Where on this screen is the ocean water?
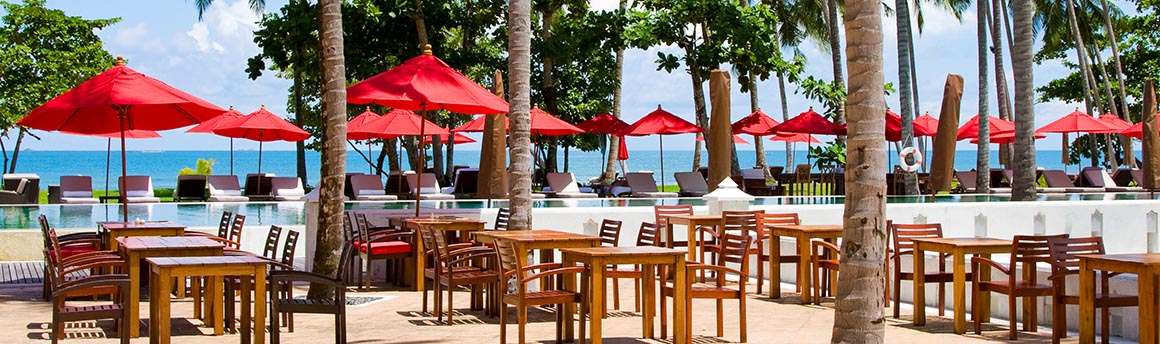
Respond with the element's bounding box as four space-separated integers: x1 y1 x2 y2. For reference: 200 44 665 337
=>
9 148 1078 189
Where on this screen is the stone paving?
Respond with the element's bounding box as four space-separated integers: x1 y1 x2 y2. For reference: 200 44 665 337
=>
1 280 1079 344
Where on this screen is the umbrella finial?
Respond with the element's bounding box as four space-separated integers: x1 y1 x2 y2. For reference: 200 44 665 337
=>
423 44 433 55
115 56 125 66
656 104 662 110
228 105 234 110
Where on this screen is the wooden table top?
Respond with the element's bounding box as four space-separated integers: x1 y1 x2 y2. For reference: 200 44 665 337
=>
767 224 843 233
911 237 1011 248
473 229 601 243
99 221 183 230
403 218 485 225
147 255 270 268
1077 253 1160 265
117 236 223 251
560 246 686 258
662 215 721 221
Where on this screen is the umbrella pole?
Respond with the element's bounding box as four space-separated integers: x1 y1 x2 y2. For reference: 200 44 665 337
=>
369 140 373 174
416 105 427 217
230 138 234 176
257 131 264 176
118 109 129 222
105 138 111 198
659 136 665 191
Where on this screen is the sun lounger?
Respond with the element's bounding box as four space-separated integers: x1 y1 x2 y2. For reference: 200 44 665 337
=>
740 168 774 196
270 177 306 201
2 174 39 204
349 174 399 201
1081 167 1142 192
0 178 32 204
118 176 161 203
1111 168 1137 187
451 168 480 195
58 176 98 204
405 172 455 200
953 171 978 193
244 173 275 199
1040 170 1097 193
174 175 208 201
674 171 709 197
625 171 678 198
542 172 598 198
206 175 249 202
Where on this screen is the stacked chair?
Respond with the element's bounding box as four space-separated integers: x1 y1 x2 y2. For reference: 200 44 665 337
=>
39 215 130 343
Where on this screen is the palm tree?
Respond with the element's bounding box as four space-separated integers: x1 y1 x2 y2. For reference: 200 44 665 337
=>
976 0 992 193
507 0 534 230
1100 0 1134 167
602 0 627 182
831 0 887 341
826 0 846 130
765 0 827 169
988 0 1014 166
894 0 919 194
1011 0 1037 201
195 0 346 297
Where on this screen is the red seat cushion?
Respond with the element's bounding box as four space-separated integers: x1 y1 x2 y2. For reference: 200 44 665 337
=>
53 245 98 260
360 241 411 255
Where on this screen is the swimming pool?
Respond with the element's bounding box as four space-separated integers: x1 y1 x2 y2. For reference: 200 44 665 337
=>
5 192 1159 230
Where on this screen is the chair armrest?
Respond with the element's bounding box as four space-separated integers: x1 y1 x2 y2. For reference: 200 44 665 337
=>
970 256 1010 276
205 236 242 248
811 240 841 259
268 270 343 287
60 259 126 277
58 250 119 265
520 262 563 273
53 274 130 298
522 266 585 283
368 231 414 243
685 263 747 279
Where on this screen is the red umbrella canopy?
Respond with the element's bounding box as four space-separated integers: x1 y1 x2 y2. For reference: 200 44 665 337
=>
971 131 1046 144
913 112 940 137
698 134 749 144
353 108 450 137
956 114 1015 141
575 113 629 135
834 109 937 140
424 132 476 144
617 136 629 160
731 109 780 136
17 57 225 133
529 106 584 136
769 108 841 135
65 129 161 139
187 106 244 133
452 115 492 133
769 133 822 143
346 108 384 140
1037 108 1118 134
1098 113 1132 130
213 106 311 142
346 46 508 115
620 105 703 136
1119 116 1160 138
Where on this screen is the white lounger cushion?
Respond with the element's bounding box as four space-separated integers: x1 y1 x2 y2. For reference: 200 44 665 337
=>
62 191 92 198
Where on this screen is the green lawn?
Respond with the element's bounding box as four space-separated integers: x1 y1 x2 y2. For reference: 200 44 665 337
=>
38 188 175 204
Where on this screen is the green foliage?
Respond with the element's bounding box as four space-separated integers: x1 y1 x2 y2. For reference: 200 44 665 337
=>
178 158 215 176
0 0 119 130
808 143 846 169
797 76 846 119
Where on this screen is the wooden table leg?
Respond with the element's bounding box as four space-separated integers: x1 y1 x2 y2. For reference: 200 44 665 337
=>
559 249 574 342
797 236 811 304
127 251 141 338
1139 267 1157 344
673 259 688 344
210 276 224 335
153 268 173 344
240 276 252 343
589 258 605 344
913 246 926 326
1079 259 1096 344
643 264 656 338
414 238 426 292
979 254 992 322
254 268 267 344
769 234 782 299
952 251 967 334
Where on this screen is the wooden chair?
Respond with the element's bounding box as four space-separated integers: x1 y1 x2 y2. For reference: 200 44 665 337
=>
418 226 499 324
596 219 642 315
269 246 352 344
654 205 693 248
493 238 586 344
972 234 1066 340
661 232 752 342
274 230 300 332
810 239 841 305
699 210 763 283
39 215 105 300
1046 236 1137 344
756 212 800 295
354 213 413 290
636 222 662 247
48 273 131 344
493 208 511 231
889 222 961 318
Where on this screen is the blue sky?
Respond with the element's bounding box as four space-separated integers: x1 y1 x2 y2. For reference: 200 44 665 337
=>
15 0 1101 151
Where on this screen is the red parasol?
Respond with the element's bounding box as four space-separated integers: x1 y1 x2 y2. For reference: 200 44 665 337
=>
617 136 629 160
424 132 476 144
619 105 703 189
1037 108 1118 134
769 133 821 143
956 114 1015 141
698 134 749 144
913 112 940 137
212 106 310 175
188 106 246 175
347 48 508 115
353 108 449 137
1120 116 1160 138
1098 113 1133 131
576 113 629 134
346 108 385 140
833 109 937 141
451 106 583 136
731 109 780 136
970 131 1046 144
16 56 224 221
769 108 841 135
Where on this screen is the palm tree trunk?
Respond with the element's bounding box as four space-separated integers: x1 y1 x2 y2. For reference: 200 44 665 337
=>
1064 0 1099 167
751 82 770 181
309 0 347 298
831 0 887 340
1100 0 1134 167
1091 47 1120 167
986 0 1014 167
689 43 709 171
293 51 308 186
977 0 992 193
1011 0 1038 201
777 71 794 169
385 138 399 171
827 0 847 134
507 0 533 230
894 0 918 195
602 0 627 182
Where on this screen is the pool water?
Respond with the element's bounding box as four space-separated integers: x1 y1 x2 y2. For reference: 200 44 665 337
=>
5 193 1159 230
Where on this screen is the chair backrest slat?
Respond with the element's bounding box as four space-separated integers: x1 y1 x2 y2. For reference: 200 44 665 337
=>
228 214 246 249
281 229 299 269
598 219 623 246
493 208 511 231
262 225 283 261
218 211 233 238
717 232 754 270
1047 236 1104 273
1011 234 1069 266
890 223 944 254
721 210 763 238
654 205 693 228
493 239 520 279
636 222 661 247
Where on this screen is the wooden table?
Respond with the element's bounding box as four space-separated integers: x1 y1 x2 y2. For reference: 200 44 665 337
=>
1078 254 1160 344
911 237 1010 334
660 215 721 262
118 236 224 338
765 224 843 302
403 218 486 291
472 229 601 341
148 255 270 344
561 246 689 344
99 221 186 251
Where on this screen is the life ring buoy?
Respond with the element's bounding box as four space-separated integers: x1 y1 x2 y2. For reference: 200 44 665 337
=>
899 147 923 173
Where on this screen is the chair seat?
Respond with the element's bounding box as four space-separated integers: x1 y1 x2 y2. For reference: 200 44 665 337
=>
60 303 123 317
440 270 500 284
53 246 99 260
505 290 581 306
898 271 960 282
816 259 840 270
359 241 412 255
978 280 1052 294
1056 293 1139 307
662 283 743 299
276 297 342 314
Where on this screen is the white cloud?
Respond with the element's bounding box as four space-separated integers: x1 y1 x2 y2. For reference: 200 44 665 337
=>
186 23 224 53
